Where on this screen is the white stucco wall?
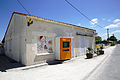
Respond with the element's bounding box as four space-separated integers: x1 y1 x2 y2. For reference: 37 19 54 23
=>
4 13 95 66
4 14 27 65
24 15 95 65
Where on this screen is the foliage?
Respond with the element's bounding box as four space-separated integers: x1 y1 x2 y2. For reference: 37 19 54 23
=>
111 43 115 46
95 40 101 44
95 36 102 41
107 35 117 41
88 47 92 51
0 43 4 47
100 46 103 49
95 36 102 44
117 40 120 44
102 40 108 44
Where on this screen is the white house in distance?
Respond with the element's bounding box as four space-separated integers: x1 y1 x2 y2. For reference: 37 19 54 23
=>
2 12 96 66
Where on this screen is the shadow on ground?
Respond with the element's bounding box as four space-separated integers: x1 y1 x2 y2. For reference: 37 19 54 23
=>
46 60 67 65
0 55 24 72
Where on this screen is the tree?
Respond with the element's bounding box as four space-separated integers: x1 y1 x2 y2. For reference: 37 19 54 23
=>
117 40 120 44
95 36 102 41
107 35 117 41
0 43 4 47
102 40 108 44
107 35 117 46
95 36 102 44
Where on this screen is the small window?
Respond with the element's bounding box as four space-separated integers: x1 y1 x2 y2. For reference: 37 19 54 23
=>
63 42 70 48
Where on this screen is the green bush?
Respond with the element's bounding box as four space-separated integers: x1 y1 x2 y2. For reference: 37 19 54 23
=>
0 43 4 47
88 47 92 51
117 40 120 44
100 46 103 49
111 43 115 46
95 40 101 44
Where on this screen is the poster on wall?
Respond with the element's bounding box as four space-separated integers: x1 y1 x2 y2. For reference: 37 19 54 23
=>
37 36 53 53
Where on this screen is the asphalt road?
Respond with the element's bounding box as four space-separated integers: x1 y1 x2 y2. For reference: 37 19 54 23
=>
86 45 120 80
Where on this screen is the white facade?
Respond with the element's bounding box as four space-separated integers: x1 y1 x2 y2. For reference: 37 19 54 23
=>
3 12 96 65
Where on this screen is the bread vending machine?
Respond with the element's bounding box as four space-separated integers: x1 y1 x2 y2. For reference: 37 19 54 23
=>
55 37 72 60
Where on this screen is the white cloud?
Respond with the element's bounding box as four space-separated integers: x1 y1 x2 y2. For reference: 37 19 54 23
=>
111 30 120 34
113 19 120 23
77 23 81 26
102 30 120 37
102 18 111 22
104 22 120 29
90 18 98 25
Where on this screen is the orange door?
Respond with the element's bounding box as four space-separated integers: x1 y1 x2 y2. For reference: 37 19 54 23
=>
60 38 72 60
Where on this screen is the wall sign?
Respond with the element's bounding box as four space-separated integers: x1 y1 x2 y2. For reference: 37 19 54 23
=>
76 32 93 37
28 17 33 26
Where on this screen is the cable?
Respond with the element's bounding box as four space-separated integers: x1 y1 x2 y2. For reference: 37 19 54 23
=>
16 0 30 15
64 0 103 28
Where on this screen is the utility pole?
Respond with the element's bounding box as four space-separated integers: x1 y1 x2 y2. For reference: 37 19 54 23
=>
107 28 109 44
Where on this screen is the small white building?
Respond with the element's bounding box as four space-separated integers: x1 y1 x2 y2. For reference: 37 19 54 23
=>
2 12 96 65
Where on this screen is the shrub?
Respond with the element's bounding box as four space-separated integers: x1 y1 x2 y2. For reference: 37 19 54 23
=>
0 43 4 47
117 40 120 44
95 40 101 44
100 46 103 49
88 47 92 51
111 43 115 46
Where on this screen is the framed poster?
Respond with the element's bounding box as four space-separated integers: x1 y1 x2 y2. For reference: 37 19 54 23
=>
37 36 53 53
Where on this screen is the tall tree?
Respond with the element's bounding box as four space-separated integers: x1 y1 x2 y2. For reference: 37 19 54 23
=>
95 36 102 44
102 40 108 44
107 35 117 41
117 40 120 44
95 36 102 41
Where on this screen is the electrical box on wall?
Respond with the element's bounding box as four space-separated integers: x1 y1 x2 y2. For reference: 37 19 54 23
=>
55 37 73 60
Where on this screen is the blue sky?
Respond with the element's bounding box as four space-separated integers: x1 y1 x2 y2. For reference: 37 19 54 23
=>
0 0 120 42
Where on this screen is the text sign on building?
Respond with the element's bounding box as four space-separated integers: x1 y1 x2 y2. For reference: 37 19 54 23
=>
76 32 93 37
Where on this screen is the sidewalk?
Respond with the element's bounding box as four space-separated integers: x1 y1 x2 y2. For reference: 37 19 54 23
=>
0 46 115 80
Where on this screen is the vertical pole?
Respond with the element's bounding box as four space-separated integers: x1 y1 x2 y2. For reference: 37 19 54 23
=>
107 28 109 44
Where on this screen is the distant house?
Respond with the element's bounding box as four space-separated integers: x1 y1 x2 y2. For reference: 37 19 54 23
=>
2 12 96 65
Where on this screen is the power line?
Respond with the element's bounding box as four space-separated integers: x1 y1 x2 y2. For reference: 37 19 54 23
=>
16 0 30 15
64 0 103 28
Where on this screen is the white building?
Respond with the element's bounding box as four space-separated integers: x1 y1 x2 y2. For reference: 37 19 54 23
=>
2 12 96 65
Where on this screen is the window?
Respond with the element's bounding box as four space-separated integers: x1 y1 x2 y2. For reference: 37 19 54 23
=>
63 42 70 48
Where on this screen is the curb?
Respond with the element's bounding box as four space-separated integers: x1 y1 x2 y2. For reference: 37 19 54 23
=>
6 52 110 72
6 57 80 72
7 63 48 71
7 59 76 71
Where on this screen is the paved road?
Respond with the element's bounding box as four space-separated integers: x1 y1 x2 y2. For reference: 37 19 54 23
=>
0 46 117 80
86 45 120 80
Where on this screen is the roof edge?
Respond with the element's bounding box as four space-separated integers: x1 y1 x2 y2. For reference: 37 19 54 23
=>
2 12 96 43
14 12 96 31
